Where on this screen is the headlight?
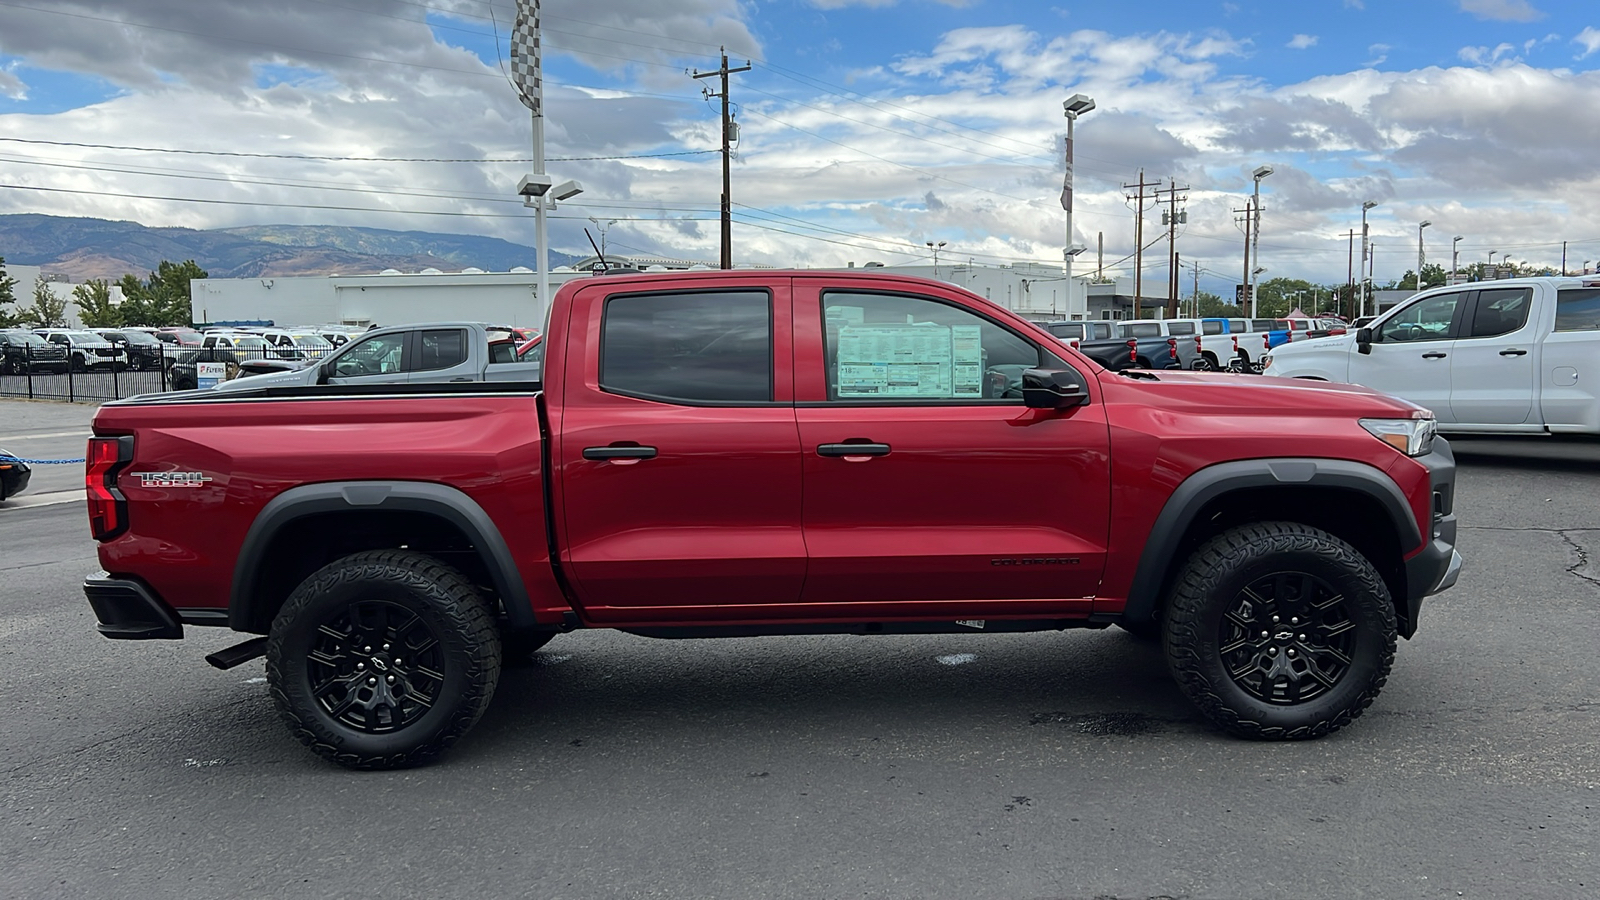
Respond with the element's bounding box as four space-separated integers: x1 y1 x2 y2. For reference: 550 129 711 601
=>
1261 354 1273 370
1360 415 1437 456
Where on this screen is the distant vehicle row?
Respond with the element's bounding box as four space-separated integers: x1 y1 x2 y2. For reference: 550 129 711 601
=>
1040 316 1347 372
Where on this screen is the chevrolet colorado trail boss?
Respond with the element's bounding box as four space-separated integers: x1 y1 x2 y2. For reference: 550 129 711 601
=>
82 270 1462 769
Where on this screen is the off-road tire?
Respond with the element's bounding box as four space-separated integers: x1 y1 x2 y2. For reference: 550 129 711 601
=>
266 550 502 770
1163 521 1396 740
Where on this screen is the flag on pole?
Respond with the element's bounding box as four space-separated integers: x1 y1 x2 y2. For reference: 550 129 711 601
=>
511 0 542 114
1059 136 1073 211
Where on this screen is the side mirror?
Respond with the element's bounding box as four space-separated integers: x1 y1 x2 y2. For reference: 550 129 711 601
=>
1356 327 1373 355
316 361 334 385
1021 368 1090 409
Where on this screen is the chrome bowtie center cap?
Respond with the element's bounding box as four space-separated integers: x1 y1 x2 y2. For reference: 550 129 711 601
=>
370 657 389 672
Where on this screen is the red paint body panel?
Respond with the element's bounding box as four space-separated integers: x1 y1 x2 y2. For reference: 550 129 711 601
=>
91 269 1437 634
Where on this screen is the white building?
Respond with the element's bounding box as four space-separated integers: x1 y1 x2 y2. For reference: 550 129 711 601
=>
3 264 126 328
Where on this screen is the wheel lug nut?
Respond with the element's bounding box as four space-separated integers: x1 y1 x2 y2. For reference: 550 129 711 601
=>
386 675 396 684
1260 630 1270 639
364 645 372 652
383 643 390 651
1267 647 1278 656
1272 615 1280 623
1291 617 1299 625
1298 634 1306 641
393 657 401 665
1286 649 1296 657
356 662 365 670
367 677 377 685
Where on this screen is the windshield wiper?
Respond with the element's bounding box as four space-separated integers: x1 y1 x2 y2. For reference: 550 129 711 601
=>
1118 369 1161 381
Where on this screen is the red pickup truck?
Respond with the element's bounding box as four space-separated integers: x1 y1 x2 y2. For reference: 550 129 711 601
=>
82 270 1461 769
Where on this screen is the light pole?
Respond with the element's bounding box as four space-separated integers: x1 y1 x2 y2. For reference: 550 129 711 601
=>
1250 165 1273 315
1451 235 1463 284
1359 200 1378 317
1488 250 1497 281
1416 220 1431 292
926 241 947 279
1062 94 1095 319
588 217 618 259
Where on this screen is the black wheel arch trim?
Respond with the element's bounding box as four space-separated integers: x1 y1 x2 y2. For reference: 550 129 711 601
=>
1120 458 1422 626
229 480 536 634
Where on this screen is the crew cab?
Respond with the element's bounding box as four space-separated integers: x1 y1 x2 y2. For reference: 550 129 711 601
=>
1263 276 1600 434
82 270 1461 769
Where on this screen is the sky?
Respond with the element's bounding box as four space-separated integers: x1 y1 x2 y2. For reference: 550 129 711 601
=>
2 0 1600 297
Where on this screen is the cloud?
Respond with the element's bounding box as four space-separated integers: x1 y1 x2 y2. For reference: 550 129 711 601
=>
0 66 24 99
1288 34 1318 50
1366 43 1390 65
1458 0 1544 23
1459 43 1520 65
1576 27 1600 58
808 0 975 7
1344 0 1364 9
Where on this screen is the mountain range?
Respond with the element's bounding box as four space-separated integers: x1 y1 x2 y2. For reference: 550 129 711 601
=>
0 214 582 281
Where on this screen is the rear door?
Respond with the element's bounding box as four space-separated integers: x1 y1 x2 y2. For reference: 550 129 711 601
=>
555 279 805 621
408 327 474 383
1350 289 1466 420
1448 286 1538 426
791 279 1110 615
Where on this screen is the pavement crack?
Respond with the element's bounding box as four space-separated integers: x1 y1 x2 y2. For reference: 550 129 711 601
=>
1556 530 1600 589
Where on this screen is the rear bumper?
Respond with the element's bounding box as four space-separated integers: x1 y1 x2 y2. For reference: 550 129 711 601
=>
84 573 183 639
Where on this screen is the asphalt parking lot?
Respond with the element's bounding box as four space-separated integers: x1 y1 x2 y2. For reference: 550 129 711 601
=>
1 399 1596 900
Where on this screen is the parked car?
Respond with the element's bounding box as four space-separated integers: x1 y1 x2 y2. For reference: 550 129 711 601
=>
1263 276 1600 434
210 322 538 391
168 348 241 391
151 328 204 348
261 330 337 360
91 328 168 371
200 331 300 362
1 330 70 374
83 269 1460 769
34 329 127 372
0 447 29 500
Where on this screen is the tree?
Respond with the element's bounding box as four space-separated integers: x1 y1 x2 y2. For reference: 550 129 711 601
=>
1193 291 1243 317
73 279 121 327
119 259 206 326
1397 263 1448 291
1253 277 1318 317
0 255 19 328
21 276 69 328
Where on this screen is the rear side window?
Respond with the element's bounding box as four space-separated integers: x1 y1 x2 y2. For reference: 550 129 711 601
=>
1555 288 1600 332
1250 319 1275 331
1465 288 1532 338
1201 320 1222 335
1228 319 1247 333
1120 322 1162 338
601 291 771 404
1046 323 1084 340
1165 322 1195 335
416 329 469 371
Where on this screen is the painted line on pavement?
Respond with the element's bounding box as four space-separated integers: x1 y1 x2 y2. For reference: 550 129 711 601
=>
0 430 92 442
0 490 84 510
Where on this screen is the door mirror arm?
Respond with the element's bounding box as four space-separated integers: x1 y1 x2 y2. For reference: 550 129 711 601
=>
1356 327 1373 355
1021 368 1090 409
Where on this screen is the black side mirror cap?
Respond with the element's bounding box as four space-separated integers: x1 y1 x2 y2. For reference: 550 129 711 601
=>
1356 326 1373 355
1021 368 1090 409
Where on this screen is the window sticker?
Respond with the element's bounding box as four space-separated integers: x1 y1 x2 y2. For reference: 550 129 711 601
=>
835 324 983 398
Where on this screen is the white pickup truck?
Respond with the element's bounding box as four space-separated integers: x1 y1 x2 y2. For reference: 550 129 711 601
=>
1263 276 1600 434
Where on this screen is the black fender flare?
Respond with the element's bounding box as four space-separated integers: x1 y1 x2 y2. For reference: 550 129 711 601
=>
229 481 535 633
1120 458 1421 624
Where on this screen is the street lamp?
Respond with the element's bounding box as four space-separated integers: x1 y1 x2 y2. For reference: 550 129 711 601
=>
1359 200 1378 317
1062 93 1095 318
588 217 618 259
1416 220 1432 292
926 240 947 279
1451 235 1464 283
1250 165 1273 315
1488 250 1498 281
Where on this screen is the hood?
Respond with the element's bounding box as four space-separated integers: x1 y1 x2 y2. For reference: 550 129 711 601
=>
211 365 318 392
1099 368 1427 418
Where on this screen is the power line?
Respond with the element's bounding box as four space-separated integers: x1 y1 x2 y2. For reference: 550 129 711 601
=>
0 137 716 163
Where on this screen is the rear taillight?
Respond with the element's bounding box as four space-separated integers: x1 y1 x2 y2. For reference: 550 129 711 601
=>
1070 339 1079 349
1167 338 1178 360
1285 330 1293 342
86 436 134 541
1263 334 1271 351
1127 339 1138 364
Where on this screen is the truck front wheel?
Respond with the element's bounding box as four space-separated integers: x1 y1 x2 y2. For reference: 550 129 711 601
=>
1163 522 1396 740
265 550 502 769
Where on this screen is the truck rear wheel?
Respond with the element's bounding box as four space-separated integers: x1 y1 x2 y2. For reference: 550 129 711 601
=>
1163 522 1396 740
265 550 501 769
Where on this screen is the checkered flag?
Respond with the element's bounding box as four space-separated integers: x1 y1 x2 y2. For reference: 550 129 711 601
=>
511 0 541 114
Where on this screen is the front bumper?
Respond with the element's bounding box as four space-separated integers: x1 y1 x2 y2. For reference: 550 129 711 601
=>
1399 439 1461 637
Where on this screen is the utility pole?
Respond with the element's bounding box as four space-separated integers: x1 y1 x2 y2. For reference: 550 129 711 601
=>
694 48 750 270
1097 232 1104 281
1156 178 1189 318
1123 169 1161 319
1563 240 1568 276
1346 229 1356 320
1192 258 1201 318
1234 199 1254 314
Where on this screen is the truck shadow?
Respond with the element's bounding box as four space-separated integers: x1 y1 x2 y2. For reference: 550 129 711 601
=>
1449 435 1600 472
464 628 1211 758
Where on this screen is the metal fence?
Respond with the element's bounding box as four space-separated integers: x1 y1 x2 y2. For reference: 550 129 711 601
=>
1 345 184 402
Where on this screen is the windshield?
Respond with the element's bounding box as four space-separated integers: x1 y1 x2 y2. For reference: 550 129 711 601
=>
65 331 103 343
117 331 161 345
291 334 334 349
231 336 270 350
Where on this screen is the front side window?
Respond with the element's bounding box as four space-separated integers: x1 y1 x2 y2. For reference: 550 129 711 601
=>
416 329 468 371
334 332 408 377
1379 293 1462 343
1465 288 1532 338
1556 288 1600 332
823 292 1040 402
601 291 771 404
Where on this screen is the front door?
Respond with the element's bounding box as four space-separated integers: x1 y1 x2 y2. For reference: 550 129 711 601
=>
1350 290 1466 421
792 282 1111 616
556 282 805 621
1449 286 1538 426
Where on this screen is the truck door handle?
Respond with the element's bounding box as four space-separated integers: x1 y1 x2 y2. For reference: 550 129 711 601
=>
1498 348 1528 357
583 445 658 461
1421 352 1447 359
817 442 891 459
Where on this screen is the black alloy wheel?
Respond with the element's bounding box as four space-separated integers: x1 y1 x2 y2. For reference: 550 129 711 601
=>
1191 356 1216 371
1164 521 1396 740
267 550 501 769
